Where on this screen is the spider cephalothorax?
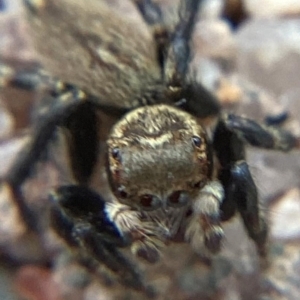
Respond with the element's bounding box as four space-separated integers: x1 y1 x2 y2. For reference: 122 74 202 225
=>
105 104 222 261
107 104 211 210
0 0 299 296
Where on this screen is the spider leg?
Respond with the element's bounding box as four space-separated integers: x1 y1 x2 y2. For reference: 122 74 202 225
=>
133 1 221 117
1 77 97 232
213 117 267 258
50 185 154 296
133 0 163 26
164 0 202 87
264 111 289 126
222 113 300 151
164 0 221 117
215 114 299 257
0 62 72 95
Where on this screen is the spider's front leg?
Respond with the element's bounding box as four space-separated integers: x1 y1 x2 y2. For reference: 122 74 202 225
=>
50 185 155 296
213 113 300 258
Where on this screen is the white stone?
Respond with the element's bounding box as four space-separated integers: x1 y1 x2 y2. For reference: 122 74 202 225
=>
0 135 28 177
235 19 300 96
194 19 236 59
270 189 300 240
244 0 300 17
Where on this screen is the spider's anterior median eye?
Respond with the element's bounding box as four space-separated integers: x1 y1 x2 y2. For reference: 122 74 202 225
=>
139 194 161 210
192 135 202 148
168 191 189 207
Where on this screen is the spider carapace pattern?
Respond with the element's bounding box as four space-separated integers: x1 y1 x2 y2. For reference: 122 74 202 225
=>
0 0 299 296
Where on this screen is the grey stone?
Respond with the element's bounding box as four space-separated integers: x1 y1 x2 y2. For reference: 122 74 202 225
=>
236 19 300 96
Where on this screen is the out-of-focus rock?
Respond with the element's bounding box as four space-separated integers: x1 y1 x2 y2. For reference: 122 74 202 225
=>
244 0 300 18
0 266 19 300
193 19 236 59
0 183 27 242
0 98 14 140
223 0 248 27
247 149 300 202
52 261 88 300
194 57 222 92
222 76 285 121
261 243 300 300
270 188 300 240
15 265 63 300
280 88 300 136
0 0 34 61
235 19 300 96
192 19 236 94
216 77 243 106
84 282 115 300
0 180 46 263
0 134 28 177
200 0 224 19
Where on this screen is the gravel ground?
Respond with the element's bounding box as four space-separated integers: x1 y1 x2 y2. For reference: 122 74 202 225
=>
0 1 300 300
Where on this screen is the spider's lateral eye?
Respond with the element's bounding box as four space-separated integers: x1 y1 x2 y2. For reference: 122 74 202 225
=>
192 136 202 147
111 147 121 161
193 181 206 189
168 191 189 207
117 186 128 198
139 194 161 210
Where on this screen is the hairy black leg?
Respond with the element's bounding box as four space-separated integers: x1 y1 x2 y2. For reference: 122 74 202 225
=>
230 161 268 257
60 102 99 184
0 62 72 95
214 114 299 255
264 111 289 126
164 0 203 87
133 0 162 26
50 185 154 296
133 1 221 117
50 186 129 247
213 118 268 257
1 89 90 231
222 113 300 151
5 94 89 188
164 0 220 117
178 83 221 118
134 0 202 85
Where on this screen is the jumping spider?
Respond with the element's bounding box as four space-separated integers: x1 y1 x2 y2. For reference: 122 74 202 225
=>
0 0 299 296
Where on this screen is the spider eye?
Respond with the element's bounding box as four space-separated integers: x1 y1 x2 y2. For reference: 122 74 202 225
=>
168 191 189 207
139 194 161 210
192 136 202 147
193 181 206 189
117 186 128 198
111 147 121 161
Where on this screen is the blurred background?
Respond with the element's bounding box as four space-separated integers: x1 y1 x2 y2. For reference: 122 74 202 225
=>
0 0 300 299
